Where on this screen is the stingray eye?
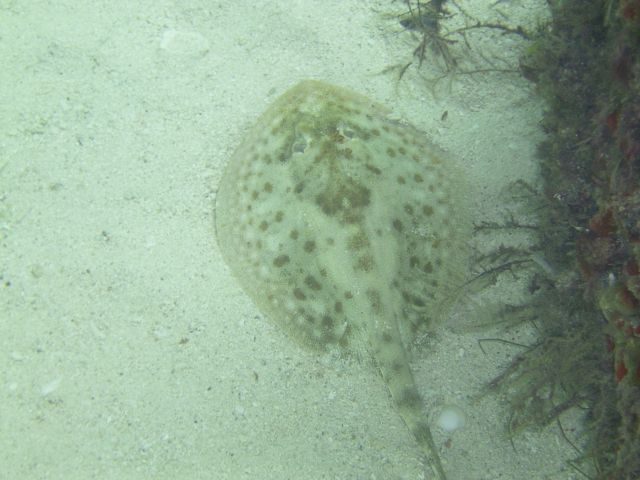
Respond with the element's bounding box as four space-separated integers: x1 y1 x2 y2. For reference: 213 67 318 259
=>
292 134 308 154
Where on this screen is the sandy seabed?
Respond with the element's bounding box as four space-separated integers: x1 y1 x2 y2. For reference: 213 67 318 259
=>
1 1 586 479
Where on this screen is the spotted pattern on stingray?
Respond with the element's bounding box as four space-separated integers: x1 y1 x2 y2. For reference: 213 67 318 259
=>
215 80 470 480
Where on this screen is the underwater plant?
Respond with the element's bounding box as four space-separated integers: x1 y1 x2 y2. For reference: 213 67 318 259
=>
481 0 640 477
390 0 532 88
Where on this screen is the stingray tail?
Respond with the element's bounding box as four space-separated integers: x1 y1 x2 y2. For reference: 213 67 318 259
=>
371 325 447 480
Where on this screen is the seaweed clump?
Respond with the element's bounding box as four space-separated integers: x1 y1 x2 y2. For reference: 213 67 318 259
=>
481 1 640 478
392 0 531 87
